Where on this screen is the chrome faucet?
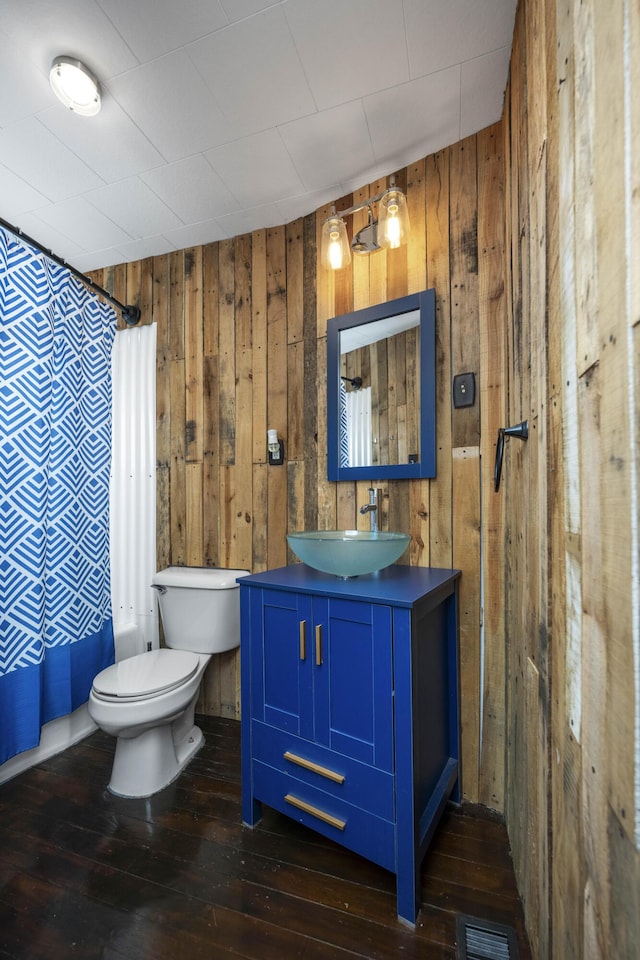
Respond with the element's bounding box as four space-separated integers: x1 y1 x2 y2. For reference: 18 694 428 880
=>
359 487 378 532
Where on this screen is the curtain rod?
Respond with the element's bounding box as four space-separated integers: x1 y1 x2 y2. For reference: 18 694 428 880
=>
0 217 141 326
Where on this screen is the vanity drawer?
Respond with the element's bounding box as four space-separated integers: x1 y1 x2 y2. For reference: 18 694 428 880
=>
251 758 396 873
251 720 394 821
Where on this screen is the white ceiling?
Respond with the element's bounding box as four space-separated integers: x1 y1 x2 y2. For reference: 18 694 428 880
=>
0 0 516 272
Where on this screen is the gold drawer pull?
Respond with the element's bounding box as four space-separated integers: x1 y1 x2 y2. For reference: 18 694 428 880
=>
284 793 346 831
283 751 345 784
299 620 306 660
315 624 322 665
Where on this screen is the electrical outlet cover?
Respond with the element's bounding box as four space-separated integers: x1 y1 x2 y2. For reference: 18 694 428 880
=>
453 372 475 408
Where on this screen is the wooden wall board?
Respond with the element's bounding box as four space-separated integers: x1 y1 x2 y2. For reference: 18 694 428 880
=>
573 0 598 376
524 0 551 942
316 337 336 531
449 138 481 451
218 240 236 467
592 0 635 846
152 254 169 332
408 480 430 567
202 243 219 360
266 227 288 570
154 254 172 573
169 358 186 566
266 227 287 438
202 354 220 567
477 123 508 810
524 657 544 956
286 219 304 346
336 480 356 531
168 251 184 362
252 462 268 573
234 235 254 573
551 721 584 960
287 223 305 463
406 159 427 296
387 479 410 549
302 215 319 533
425 150 453 570
544 5 574 956
581 610 609 958
503 0 525 896
185 461 203 566
550 3 579 951
287 459 305 541
452 446 481 801
287 340 305 463
184 246 204 465
506 0 525 423
251 230 268 466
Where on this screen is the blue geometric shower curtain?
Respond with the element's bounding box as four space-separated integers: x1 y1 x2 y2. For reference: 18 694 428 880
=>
0 227 116 764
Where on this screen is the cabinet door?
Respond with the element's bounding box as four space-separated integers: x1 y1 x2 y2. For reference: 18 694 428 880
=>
251 588 394 774
313 596 394 773
249 587 314 739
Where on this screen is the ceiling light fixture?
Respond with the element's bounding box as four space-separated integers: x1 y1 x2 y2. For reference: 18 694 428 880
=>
320 177 410 270
49 56 101 116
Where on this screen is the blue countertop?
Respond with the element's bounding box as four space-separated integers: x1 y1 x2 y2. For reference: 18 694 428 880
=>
237 563 460 608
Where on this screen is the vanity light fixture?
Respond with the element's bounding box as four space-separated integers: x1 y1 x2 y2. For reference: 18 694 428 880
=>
49 56 101 116
320 177 410 270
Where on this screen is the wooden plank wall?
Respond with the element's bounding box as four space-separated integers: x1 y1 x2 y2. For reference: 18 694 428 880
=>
503 0 640 957
91 127 508 811
87 1 640 953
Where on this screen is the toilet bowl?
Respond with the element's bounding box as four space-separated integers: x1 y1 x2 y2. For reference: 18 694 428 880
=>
88 566 249 798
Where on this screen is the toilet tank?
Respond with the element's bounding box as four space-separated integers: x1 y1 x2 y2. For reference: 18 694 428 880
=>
151 566 250 654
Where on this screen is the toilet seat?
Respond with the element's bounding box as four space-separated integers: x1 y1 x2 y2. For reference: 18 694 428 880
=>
92 649 200 702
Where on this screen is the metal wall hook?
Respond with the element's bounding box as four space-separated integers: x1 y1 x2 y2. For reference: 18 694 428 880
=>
494 420 528 492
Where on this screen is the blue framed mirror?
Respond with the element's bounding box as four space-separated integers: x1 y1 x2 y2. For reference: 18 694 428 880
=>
327 288 436 481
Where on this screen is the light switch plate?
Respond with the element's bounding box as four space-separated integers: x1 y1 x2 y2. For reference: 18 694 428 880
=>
453 372 475 408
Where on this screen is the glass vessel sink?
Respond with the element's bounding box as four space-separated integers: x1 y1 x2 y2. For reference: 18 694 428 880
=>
287 530 410 578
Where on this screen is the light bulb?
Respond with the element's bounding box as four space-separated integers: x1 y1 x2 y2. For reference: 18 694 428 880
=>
384 205 401 248
328 230 344 270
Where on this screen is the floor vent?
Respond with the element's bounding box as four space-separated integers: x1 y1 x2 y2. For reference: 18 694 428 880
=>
456 914 520 960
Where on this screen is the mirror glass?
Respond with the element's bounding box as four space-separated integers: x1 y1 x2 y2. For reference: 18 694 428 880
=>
327 289 436 481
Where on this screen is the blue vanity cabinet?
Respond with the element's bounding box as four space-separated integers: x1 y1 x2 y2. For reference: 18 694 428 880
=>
239 563 460 926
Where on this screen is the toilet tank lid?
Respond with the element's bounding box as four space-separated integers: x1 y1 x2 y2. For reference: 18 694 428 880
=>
152 565 250 590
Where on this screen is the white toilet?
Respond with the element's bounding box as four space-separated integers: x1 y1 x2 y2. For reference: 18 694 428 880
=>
88 565 249 798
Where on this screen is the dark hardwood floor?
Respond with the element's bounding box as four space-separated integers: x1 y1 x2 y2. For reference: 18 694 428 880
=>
0 716 531 959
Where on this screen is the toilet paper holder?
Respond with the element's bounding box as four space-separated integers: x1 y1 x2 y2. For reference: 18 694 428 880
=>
494 420 528 492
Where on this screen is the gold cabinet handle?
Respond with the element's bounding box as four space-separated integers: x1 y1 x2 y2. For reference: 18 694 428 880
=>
283 750 345 784
315 624 322 665
299 620 306 660
284 793 346 831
